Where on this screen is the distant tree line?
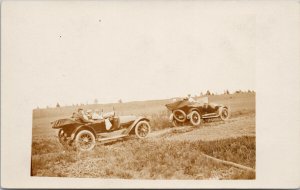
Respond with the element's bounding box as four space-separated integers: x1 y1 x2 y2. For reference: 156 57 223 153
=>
198 89 255 97
37 90 255 109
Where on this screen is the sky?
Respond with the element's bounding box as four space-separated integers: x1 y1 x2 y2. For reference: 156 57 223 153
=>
3 1 255 108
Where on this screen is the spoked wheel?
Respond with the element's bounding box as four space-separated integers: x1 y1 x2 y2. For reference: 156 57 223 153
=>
189 111 201 126
58 129 68 145
135 121 151 138
58 129 74 150
74 130 96 151
219 107 230 121
173 109 187 122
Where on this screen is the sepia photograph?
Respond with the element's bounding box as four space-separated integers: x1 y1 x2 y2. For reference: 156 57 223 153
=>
29 0 256 179
1 0 300 189
32 93 255 179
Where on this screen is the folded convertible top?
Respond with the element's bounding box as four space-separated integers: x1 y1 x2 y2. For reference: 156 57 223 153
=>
165 99 191 111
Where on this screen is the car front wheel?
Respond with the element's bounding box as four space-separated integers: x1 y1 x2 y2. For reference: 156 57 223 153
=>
189 111 201 126
219 107 230 121
173 109 187 122
74 130 96 151
135 121 151 138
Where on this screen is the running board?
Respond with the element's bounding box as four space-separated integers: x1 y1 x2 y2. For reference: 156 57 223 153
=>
97 134 128 142
202 113 219 119
97 129 127 138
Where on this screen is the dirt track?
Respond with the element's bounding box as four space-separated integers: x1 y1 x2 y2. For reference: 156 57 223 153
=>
148 113 255 142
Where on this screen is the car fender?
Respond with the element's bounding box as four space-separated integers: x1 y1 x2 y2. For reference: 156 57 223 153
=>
70 124 97 140
218 105 231 115
127 116 150 133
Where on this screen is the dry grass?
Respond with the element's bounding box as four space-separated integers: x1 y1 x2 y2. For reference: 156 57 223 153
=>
149 110 173 131
31 136 255 179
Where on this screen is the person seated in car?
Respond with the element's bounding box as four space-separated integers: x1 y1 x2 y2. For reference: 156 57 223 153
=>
187 94 196 103
92 109 99 120
86 109 93 119
73 108 113 130
72 108 91 123
92 109 104 120
91 109 113 130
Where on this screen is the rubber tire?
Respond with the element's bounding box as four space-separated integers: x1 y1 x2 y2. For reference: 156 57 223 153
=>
173 109 187 122
189 111 201 126
74 130 96 151
58 129 65 144
135 121 151 138
219 107 230 121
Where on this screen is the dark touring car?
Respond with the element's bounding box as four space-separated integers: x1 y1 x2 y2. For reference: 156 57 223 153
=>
166 97 230 127
51 111 151 151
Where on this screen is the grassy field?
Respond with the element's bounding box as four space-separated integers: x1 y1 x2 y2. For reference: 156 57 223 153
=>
31 92 256 179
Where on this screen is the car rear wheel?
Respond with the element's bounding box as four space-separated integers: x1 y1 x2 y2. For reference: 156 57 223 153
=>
135 121 151 138
74 130 96 151
219 107 230 121
189 111 201 126
173 109 187 122
58 129 68 145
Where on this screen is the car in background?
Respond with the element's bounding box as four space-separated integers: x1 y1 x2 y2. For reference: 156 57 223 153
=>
166 97 230 127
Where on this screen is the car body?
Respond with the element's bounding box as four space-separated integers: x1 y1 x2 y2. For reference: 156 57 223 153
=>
51 111 151 151
165 97 230 127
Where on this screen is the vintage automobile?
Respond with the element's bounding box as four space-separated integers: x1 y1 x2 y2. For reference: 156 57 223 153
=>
51 110 151 151
165 97 230 127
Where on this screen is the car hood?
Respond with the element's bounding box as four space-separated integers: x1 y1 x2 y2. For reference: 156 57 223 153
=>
51 118 82 128
119 115 137 124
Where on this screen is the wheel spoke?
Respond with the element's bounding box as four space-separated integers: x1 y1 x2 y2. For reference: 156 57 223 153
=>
137 123 149 137
77 132 95 150
190 112 200 125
